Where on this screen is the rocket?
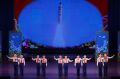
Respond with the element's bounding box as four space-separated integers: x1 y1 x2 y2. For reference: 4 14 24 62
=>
58 0 62 24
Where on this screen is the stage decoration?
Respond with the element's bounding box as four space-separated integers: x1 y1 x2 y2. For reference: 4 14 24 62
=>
95 31 108 53
9 32 22 54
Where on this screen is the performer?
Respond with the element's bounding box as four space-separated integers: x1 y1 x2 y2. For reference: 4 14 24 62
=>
103 53 115 76
7 53 18 76
97 53 104 77
41 55 47 77
54 55 63 76
32 55 41 76
18 54 25 76
82 55 91 76
74 55 82 76
63 55 73 76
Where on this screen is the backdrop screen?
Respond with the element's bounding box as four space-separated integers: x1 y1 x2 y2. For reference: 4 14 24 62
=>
9 32 21 53
14 0 108 48
96 32 108 53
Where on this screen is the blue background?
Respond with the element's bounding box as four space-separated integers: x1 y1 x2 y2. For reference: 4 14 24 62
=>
18 0 103 48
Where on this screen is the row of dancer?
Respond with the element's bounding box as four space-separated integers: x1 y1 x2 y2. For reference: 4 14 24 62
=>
7 54 47 77
54 53 114 77
54 55 91 76
97 53 114 77
7 53 114 77
32 55 47 77
7 54 25 76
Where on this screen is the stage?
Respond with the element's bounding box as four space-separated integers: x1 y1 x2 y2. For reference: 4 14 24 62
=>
0 62 119 79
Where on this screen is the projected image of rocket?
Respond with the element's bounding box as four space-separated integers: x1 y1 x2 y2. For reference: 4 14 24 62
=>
58 0 62 24
53 0 65 47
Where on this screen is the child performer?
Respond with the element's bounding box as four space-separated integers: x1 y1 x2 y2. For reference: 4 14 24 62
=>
97 53 104 77
103 53 115 76
32 55 41 76
63 55 73 76
54 55 63 77
82 55 91 76
41 55 47 77
18 54 25 76
7 53 19 76
74 55 82 76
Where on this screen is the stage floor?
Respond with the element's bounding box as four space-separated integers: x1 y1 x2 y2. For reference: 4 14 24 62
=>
0 62 120 79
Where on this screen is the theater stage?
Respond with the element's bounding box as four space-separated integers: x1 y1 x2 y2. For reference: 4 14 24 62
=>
0 62 119 79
